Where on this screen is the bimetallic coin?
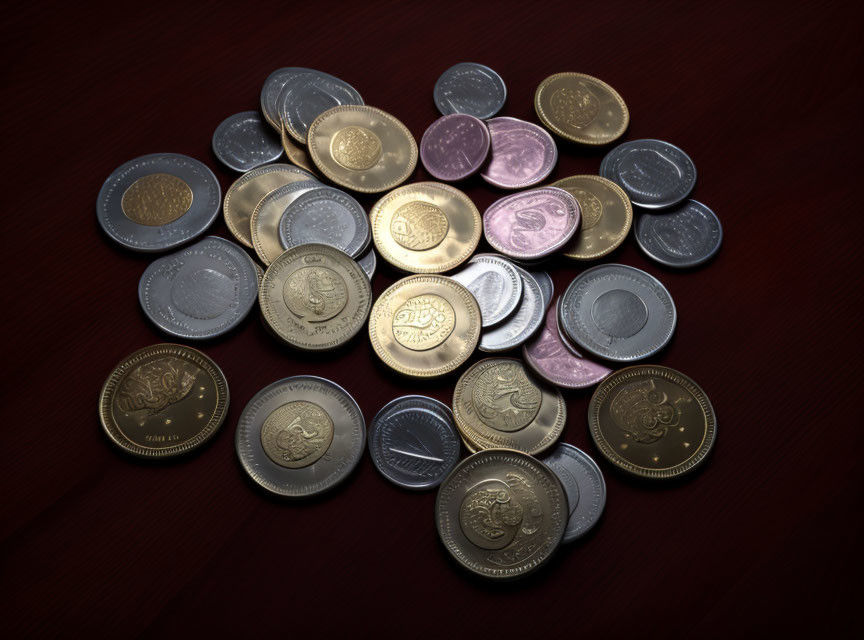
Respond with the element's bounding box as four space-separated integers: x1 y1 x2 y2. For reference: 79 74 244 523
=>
479 266 544 352
357 248 376 280
260 67 315 131
636 200 722 268
601 139 696 209
277 186 370 258
481 117 557 189
99 344 228 457
250 179 319 265
420 114 490 181
236 376 365 496
433 62 506 119
280 122 318 175
529 270 554 309
276 70 363 144
212 111 283 172
541 444 606 542
588 365 717 479
449 255 522 327
535 72 629 145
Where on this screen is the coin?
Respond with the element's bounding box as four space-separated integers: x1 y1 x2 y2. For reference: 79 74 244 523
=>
541 444 606 542
280 122 318 175
236 376 365 497
552 175 633 260
433 62 506 119
250 179 319 265
555 296 584 357
636 200 722 268
483 187 580 260
260 67 314 131
600 139 696 209
259 243 371 350
588 365 716 479
97 153 221 252
368 274 481 377
277 186 370 258
479 266 544 352
276 70 363 144
358 248 376 279
99 343 229 457
436 449 567 579
480 117 557 189
529 270 553 309
368 395 461 490
449 254 522 327
212 111 283 172
307 105 417 193
370 182 481 273
534 72 629 145
420 114 490 181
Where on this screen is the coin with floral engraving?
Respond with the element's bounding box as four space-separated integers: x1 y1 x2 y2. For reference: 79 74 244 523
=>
449 255 522 327
635 200 722 268
276 70 364 144
480 117 557 189
212 111 283 172
420 113 490 181
277 186 370 258
541 443 606 542
433 62 506 119
250 179 320 265
600 139 696 209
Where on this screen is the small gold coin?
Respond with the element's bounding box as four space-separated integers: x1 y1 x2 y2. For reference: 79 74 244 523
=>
281 121 318 175
99 344 229 458
250 179 319 265
121 173 193 226
535 72 629 145
588 365 717 479
368 274 481 377
371 182 481 273
552 175 633 260
307 105 417 193
260 243 372 350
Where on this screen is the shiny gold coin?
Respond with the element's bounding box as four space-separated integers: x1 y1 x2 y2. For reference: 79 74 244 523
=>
121 173 193 226
535 72 629 145
588 365 717 479
98 343 229 458
307 105 417 193
552 175 633 260
260 400 334 468
371 182 481 273
453 358 566 456
250 179 319 265
259 243 372 350
436 449 567 579
368 274 481 377
280 121 318 175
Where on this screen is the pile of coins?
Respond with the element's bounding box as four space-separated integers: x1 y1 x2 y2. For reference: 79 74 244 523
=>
97 62 721 580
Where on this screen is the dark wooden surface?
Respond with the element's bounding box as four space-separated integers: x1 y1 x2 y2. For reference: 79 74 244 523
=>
1 1 861 636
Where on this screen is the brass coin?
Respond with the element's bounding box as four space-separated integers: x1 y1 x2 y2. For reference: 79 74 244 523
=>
535 72 629 146
307 105 417 193
260 243 372 350
250 179 319 265
552 175 633 260
588 365 717 479
121 173 193 226
260 400 334 468
371 182 481 273
368 274 481 377
452 358 565 455
436 449 567 579
98 343 229 458
280 121 318 175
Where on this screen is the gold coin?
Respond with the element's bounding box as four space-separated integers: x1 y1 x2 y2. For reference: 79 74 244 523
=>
250 179 319 265
535 72 629 145
223 163 315 248
368 274 481 377
370 182 481 273
121 173 193 225
260 400 334 468
552 175 633 260
436 449 567 579
588 365 717 479
259 243 372 350
307 105 417 193
280 121 318 175
98 344 229 458
452 358 565 456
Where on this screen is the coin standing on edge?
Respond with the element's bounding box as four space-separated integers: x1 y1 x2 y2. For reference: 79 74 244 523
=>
433 62 506 119
212 111 283 172
420 113 490 181
277 186 370 258
250 179 320 265
481 117 558 189
449 254 523 327
636 200 722 268
535 72 629 145
601 139 696 209
541 443 606 542
479 266 545 352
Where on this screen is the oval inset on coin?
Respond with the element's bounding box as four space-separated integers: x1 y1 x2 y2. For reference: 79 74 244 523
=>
459 479 523 550
390 201 450 250
330 126 382 170
260 400 334 468
591 289 649 338
121 173 193 226
283 266 348 322
392 294 456 351
472 360 542 432
170 268 235 320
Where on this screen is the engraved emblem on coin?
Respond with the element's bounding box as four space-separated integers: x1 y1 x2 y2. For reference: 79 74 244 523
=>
550 84 599 128
459 480 524 550
509 206 552 251
260 401 335 468
170 269 235 319
610 379 681 444
472 363 542 432
619 151 682 198
115 357 198 424
391 294 455 350
591 289 649 338
283 266 348 322
121 173 193 226
466 272 505 309
390 201 450 250
571 188 603 230
330 126 383 170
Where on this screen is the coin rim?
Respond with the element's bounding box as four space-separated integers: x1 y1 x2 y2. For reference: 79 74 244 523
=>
541 443 607 542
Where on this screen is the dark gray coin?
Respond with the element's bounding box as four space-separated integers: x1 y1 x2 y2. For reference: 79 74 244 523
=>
636 200 722 268
357 248 376 280
368 396 461 490
277 186 370 258
541 443 606 543
600 139 696 209
529 270 553 310
479 265 544 352
212 111 283 172
277 70 363 144
433 62 506 119
259 67 315 130
450 254 523 327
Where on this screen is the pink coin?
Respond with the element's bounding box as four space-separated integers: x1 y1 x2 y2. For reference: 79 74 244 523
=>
480 117 558 188
483 187 581 259
420 114 490 181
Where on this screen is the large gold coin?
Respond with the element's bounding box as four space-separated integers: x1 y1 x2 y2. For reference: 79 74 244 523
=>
307 105 417 193
280 121 318 175
552 175 633 260
368 274 481 377
588 365 717 479
436 449 567 579
535 72 629 145
99 344 229 458
370 182 481 273
260 243 372 350
250 179 319 265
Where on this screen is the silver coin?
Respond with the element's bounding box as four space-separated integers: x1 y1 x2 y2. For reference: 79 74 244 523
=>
479 265 544 352
450 254 523 327
235 376 365 498
636 200 722 268
277 186 370 258
277 70 363 144
368 395 461 490
600 139 696 209
433 62 506 119
555 296 583 357
259 67 315 131
559 264 676 362
528 270 553 310
212 111 283 172
357 248 376 280
541 443 606 543
97 153 221 252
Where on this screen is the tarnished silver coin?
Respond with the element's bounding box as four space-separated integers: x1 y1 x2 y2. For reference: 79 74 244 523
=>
636 200 722 268
357 248 376 280
559 264 676 362
259 67 315 131
277 186 370 258
138 236 258 339
529 270 554 310
277 70 363 144
212 111 283 172
541 443 606 543
235 376 365 497
479 265 544 352
600 139 696 209
449 254 523 327
433 62 506 119
368 395 461 490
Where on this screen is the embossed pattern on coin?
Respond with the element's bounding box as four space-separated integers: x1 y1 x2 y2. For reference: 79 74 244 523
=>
121 173 192 225
535 73 629 145
420 114 490 181
433 62 506 119
479 266 544 352
450 255 523 327
278 186 370 258
212 111 283 172
541 443 606 542
481 117 558 189
601 139 696 209
636 200 722 268
260 400 334 468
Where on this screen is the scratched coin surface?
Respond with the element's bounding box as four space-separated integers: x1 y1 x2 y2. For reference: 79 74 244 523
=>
479 266 544 352
280 122 318 174
481 117 558 189
259 67 315 130
357 248 376 280
250 179 320 264
420 113 490 181
636 200 722 268
433 62 506 119
601 139 696 209
541 443 606 542
212 111 283 172
449 254 522 327
99 344 229 458
588 365 717 479
276 70 363 144
278 186 370 258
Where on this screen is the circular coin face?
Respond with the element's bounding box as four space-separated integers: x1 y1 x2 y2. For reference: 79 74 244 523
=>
480 117 558 189
276 70 364 144
250 179 320 265
449 254 523 327
479 266 545 352
278 186 370 258
636 200 722 268
541 443 606 542
588 365 716 479
212 111 283 172
433 62 507 119
420 113 490 181
601 139 696 209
